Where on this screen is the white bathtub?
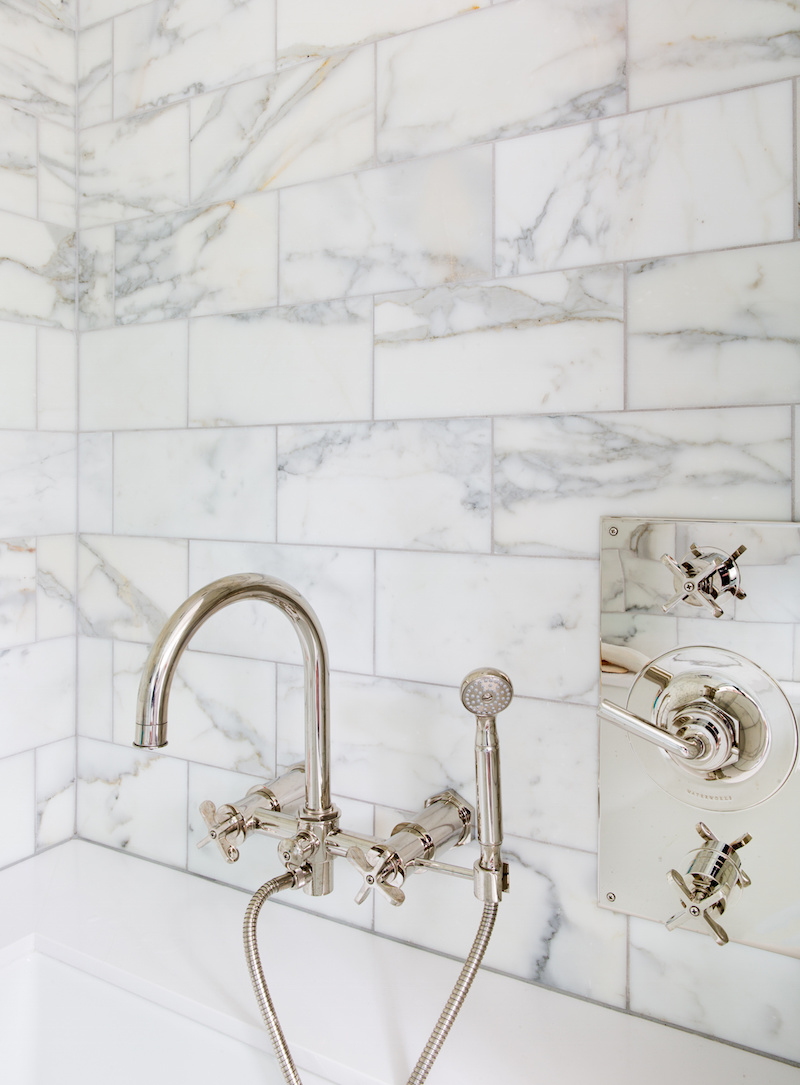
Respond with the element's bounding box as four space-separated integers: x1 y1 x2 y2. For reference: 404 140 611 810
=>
0 950 316 1084
0 843 794 1085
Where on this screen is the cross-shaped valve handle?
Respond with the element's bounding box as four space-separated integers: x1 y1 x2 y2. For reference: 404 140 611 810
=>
346 845 405 907
661 543 747 618
196 799 243 863
666 822 752 946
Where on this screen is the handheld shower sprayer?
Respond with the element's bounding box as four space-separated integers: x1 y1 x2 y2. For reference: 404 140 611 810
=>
461 668 512 901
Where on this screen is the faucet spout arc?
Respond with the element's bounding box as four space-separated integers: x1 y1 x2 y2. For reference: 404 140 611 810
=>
134 573 332 816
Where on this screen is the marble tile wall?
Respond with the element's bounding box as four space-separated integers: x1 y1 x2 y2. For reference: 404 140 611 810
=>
3 0 800 1069
0 0 77 868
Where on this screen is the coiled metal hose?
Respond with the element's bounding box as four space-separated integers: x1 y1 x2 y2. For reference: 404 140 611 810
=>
244 876 499 1085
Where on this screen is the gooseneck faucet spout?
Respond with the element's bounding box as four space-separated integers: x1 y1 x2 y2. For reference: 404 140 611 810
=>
134 573 337 889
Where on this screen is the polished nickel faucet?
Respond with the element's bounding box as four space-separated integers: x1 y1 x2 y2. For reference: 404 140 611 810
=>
134 572 511 1084
134 572 339 895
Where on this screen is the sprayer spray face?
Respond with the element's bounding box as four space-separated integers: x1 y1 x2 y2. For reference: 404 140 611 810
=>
460 668 513 716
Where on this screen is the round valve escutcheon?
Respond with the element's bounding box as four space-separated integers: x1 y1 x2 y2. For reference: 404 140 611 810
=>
619 646 798 811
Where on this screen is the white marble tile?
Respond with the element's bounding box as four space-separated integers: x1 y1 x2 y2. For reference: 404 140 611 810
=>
114 0 276 119
80 0 153 28
376 835 627 1007
37 533 77 639
0 432 76 536
36 736 76 847
375 551 599 703
628 243 800 409
38 326 77 430
674 616 795 683
78 19 112 128
77 737 188 866
277 666 474 812
496 83 795 276
279 146 492 304
494 408 793 559
0 209 75 328
0 321 36 428
78 433 113 533
114 192 278 323
113 427 276 541
628 0 800 111
39 119 76 227
78 224 115 330
79 104 189 227
77 635 113 740
80 321 188 429
0 538 36 649
502 696 598 852
78 534 188 643
187 540 374 675
13 0 78 30
277 0 489 68
0 751 35 866
374 267 624 419
0 2 74 120
189 299 373 427
630 917 800 1063
277 420 492 553
190 49 374 205
113 640 276 773
0 101 36 217
0 638 75 758
377 0 625 162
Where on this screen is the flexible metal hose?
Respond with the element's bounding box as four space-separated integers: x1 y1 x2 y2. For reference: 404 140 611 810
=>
406 901 498 1085
243 871 305 1085
244 878 498 1085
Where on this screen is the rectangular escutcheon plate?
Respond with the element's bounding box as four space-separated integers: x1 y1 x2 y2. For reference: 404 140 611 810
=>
599 517 800 957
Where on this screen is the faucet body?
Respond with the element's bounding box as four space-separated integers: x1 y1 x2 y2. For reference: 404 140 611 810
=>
134 572 338 893
134 572 508 903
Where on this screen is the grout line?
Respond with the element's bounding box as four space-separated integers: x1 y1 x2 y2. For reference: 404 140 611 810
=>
624 0 630 115
74 399 796 440
273 0 278 75
185 319 191 429
372 548 377 675
792 405 797 522
622 261 629 411
74 3 81 842
793 77 798 242
625 914 631 1012
373 41 378 169
490 416 496 555
273 426 279 543
275 188 281 308
184 760 190 870
370 294 375 420
110 16 115 121
490 140 496 279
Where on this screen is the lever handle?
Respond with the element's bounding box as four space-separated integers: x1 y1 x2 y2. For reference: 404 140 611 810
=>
598 700 701 760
